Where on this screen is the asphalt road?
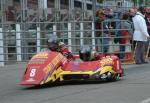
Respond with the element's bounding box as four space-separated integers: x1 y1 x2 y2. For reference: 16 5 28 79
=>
0 62 150 103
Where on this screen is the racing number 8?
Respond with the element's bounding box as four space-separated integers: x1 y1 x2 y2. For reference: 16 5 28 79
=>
30 69 36 77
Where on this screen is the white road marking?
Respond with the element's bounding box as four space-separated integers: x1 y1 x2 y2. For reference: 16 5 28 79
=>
140 98 150 103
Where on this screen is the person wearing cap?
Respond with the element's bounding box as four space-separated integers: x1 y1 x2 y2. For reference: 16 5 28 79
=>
129 7 150 64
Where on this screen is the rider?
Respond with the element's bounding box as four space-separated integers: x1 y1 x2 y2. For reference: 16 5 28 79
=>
47 35 74 60
79 45 105 61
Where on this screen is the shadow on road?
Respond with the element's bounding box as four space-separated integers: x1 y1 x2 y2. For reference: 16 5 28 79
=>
22 79 122 90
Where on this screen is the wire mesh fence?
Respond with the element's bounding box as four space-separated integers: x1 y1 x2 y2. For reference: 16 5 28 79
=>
0 0 137 66
0 20 134 65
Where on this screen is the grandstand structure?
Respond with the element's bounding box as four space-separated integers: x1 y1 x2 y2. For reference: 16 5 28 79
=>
0 0 134 66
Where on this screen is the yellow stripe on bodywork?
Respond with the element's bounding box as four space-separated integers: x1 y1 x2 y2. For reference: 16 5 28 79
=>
60 66 115 76
41 66 116 84
100 66 115 75
43 67 64 84
60 71 94 75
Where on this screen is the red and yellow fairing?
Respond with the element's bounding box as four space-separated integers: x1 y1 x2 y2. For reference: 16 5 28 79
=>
20 51 124 86
19 51 67 85
58 55 123 81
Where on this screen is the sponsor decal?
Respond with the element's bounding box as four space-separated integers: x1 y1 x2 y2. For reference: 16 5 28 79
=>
43 54 64 74
28 58 45 64
32 53 48 59
100 57 114 67
116 60 120 70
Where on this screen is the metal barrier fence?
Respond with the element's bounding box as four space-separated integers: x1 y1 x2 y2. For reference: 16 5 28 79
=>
0 20 133 66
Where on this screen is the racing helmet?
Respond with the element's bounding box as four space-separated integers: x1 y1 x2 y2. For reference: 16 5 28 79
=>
90 50 97 60
47 35 59 51
79 45 96 61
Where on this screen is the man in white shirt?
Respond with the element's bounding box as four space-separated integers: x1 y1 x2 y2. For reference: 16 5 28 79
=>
129 7 150 64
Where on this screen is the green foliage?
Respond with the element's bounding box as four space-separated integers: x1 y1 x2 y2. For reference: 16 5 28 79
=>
97 0 103 3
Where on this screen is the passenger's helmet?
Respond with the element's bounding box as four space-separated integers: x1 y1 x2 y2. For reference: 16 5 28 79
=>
79 45 96 61
47 35 60 51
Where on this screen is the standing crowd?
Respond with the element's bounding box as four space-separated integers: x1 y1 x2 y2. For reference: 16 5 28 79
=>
95 6 150 64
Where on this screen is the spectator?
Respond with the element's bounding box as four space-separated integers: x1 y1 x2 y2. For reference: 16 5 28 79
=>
128 7 138 53
113 11 122 44
119 13 133 59
129 7 150 64
129 7 138 22
104 8 114 29
96 9 105 37
145 7 150 33
95 9 110 53
5 6 15 21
